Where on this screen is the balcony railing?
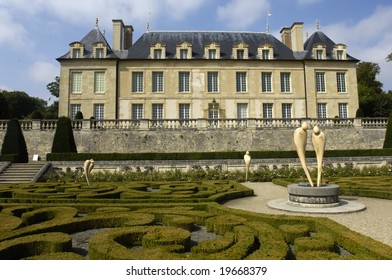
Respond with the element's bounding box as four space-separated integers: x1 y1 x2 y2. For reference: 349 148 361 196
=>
0 118 388 131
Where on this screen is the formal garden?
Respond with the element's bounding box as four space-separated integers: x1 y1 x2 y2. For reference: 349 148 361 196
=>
0 116 392 260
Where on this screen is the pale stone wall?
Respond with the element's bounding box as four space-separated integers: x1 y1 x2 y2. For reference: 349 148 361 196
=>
0 127 386 160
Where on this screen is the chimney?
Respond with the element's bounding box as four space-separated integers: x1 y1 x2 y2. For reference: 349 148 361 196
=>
123 25 134 50
112 19 124 51
290 22 304 52
280 27 292 49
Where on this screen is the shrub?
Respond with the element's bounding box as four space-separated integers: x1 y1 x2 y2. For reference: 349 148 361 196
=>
0 118 28 163
31 110 43 120
51 116 77 153
74 111 83 120
355 108 364 118
383 111 392 148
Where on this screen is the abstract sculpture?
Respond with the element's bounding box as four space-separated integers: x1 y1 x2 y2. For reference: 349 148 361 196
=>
83 159 94 185
312 125 326 187
293 122 314 187
243 151 251 182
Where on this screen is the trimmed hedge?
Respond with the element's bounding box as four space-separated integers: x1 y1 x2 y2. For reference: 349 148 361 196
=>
383 111 392 148
0 119 28 163
51 116 77 153
46 148 392 161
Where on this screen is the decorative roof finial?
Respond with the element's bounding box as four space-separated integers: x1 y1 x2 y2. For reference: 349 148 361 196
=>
266 12 272 33
103 28 106 37
146 12 151 33
96 17 99 27
316 19 320 30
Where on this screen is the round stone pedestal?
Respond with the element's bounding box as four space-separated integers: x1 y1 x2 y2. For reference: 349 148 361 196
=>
288 183 340 207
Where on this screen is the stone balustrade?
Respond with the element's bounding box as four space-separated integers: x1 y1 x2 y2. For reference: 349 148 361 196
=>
0 117 388 131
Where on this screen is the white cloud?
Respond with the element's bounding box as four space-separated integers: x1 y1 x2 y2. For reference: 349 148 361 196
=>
0 8 28 48
217 0 270 30
28 61 59 83
322 5 392 90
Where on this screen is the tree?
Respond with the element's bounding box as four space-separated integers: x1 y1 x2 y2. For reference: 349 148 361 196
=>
51 116 77 153
387 53 392 62
1 118 29 162
356 62 392 117
383 111 392 148
0 90 46 119
46 76 60 98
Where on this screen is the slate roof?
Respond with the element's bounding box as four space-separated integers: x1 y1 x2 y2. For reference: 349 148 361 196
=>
303 31 358 61
57 27 118 60
127 31 296 60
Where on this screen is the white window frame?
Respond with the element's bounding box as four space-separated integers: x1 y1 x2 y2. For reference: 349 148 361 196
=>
316 72 326 93
152 72 164 93
337 72 347 93
93 104 104 120
94 72 105 94
70 104 81 119
263 103 273 119
317 103 327 119
338 103 348 118
282 103 292 119
261 72 272 93
179 104 190 120
236 72 247 93
132 104 144 120
208 72 219 93
237 103 248 119
71 72 82 94
179 72 190 93
280 72 291 93
132 72 144 93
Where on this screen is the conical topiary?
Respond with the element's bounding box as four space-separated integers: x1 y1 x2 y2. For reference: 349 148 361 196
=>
74 111 83 120
383 111 392 148
51 116 77 153
1 118 29 162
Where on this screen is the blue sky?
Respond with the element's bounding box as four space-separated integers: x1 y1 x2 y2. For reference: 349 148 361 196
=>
1 0 392 103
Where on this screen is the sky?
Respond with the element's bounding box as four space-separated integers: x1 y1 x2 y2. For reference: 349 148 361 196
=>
1 0 392 103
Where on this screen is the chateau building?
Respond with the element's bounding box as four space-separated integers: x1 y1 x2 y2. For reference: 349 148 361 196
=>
57 19 359 123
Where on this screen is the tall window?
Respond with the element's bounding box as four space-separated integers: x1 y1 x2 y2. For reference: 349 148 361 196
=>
237 103 248 119
208 102 219 127
338 103 348 118
337 50 344 60
316 50 323 60
70 104 81 119
72 48 81 58
262 49 270 60
152 72 164 93
209 49 217 59
280 72 291 93
179 104 190 124
208 72 219 93
132 104 143 120
71 72 82 94
94 72 105 94
316 72 326 93
95 48 104 58
132 72 144 93
94 104 104 120
236 72 247 92
317 103 327 119
180 49 188 59
237 49 244 59
154 49 162 59
152 104 163 127
179 72 190 92
337 72 346 93
282 103 292 120
263 103 273 119
261 72 272 93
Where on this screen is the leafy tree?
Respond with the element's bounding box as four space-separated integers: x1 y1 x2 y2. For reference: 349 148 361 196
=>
1 118 29 162
387 53 392 62
31 110 43 119
357 62 392 117
51 116 77 153
1 90 46 119
0 91 8 119
383 111 392 148
46 76 60 98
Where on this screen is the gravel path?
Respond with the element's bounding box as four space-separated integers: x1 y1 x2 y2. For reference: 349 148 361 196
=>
224 182 392 248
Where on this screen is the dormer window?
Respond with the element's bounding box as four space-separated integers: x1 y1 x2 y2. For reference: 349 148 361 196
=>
93 42 107 59
333 44 347 60
233 42 249 59
258 43 274 60
313 44 326 60
176 42 192 59
204 42 220 59
150 42 166 59
69 42 84 59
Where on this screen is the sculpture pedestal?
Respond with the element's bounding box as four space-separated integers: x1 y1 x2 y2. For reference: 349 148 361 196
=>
287 183 340 208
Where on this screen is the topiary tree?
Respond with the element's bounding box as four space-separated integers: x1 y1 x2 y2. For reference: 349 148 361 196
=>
74 111 83 120
31 110 43 120
355 108 364 118
1 118 29 162
383 111 392 148
51 116 77 153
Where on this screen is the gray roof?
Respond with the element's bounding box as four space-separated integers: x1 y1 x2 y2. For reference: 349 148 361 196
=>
127 31 296 60
303 31 358 61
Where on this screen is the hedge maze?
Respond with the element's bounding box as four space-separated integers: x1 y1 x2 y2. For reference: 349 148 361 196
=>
1 180 392 260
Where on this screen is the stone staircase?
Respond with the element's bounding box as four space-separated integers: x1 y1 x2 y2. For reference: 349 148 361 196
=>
0 162 51 184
